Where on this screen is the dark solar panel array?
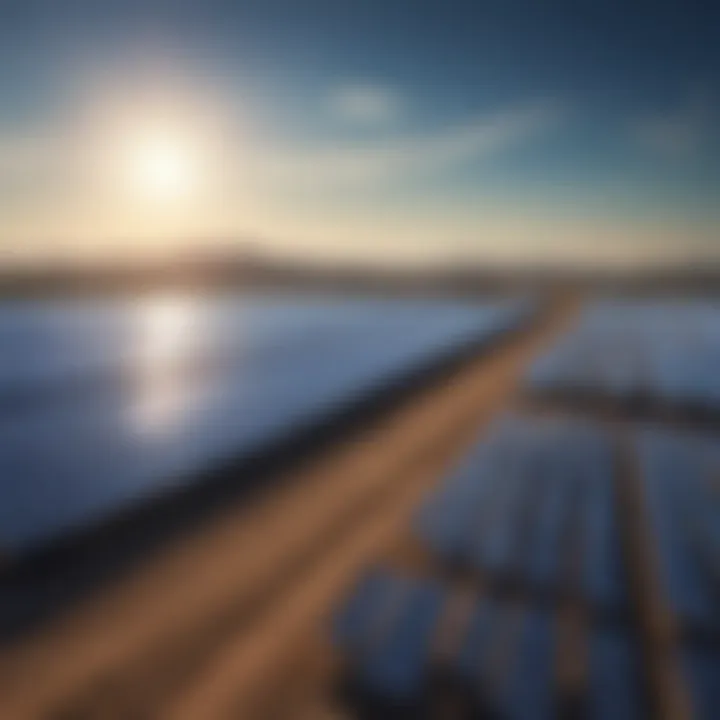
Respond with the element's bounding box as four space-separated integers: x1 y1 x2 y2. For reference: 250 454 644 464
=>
682 646 720 720
331 414 720 718
526 300 720 416
415 416 627 615
637 428 720 636
0 295 532 555
332 570 644 719
636 428 720 717
331 417 644 718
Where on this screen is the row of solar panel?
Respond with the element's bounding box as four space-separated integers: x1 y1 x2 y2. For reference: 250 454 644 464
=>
0 296 534 408
417 416 720 635
526 300 720 414
332 415 720 717
638 428 720 638
332 569 642 719
414 416 626 615
0 297 534 552
333 568 720 719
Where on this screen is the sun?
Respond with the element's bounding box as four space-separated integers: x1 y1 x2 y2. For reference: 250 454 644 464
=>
134 134 195 199
120 124 201 203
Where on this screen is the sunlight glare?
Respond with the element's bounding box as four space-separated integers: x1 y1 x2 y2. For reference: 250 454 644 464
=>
124 126 199 202
129 297 197 435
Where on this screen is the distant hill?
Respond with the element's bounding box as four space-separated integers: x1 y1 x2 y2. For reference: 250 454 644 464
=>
0 245 719 298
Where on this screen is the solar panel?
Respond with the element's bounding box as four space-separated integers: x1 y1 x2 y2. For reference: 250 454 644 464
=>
415 415 624 610
0 295 531 554
526 299 720 415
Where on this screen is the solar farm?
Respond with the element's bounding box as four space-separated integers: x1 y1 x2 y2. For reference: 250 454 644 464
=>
0 295 531 553
528 300 720 418
1 294 719 720
329 299 720 720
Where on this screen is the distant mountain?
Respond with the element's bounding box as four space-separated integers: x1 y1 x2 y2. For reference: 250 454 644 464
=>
0 243 718 298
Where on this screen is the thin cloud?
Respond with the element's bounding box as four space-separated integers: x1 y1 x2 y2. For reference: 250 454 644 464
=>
329 84 403 125
633 89 712 161
258 101 563 187
0 100 562 195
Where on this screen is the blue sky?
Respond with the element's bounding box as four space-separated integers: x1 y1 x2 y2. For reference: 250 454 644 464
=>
0 0 718 265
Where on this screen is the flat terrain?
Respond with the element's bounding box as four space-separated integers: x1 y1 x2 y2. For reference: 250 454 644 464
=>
0 297 575 719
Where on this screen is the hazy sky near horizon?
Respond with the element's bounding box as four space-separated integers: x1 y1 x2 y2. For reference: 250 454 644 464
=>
0 0 719 266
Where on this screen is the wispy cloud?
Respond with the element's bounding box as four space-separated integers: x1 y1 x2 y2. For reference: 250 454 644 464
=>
328 84 403 125
257 100 563 188
633 88 712 161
